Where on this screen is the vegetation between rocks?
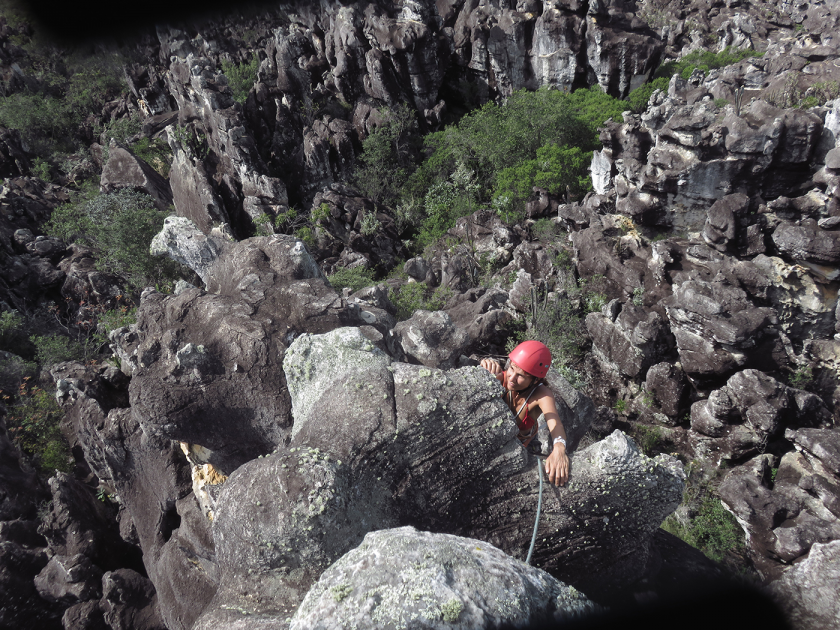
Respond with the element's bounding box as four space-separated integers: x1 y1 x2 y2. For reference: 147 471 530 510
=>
352 87 626 251
3 379 72 475
46 187 183 294
661 462 749 574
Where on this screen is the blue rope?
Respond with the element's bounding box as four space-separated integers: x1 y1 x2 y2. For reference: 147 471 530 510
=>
526 458 544 564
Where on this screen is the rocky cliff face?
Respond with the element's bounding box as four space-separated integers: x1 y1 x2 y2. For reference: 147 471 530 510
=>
2 0 840 629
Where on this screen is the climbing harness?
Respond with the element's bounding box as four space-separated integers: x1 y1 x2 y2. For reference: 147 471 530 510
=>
508 382 540 447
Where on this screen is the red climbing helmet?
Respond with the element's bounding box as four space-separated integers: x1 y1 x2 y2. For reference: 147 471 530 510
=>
508 340 552 379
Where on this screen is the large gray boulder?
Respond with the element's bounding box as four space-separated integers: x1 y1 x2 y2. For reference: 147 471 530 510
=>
191 327 684 628
149 216 226 287
689 370 833 462
664 277 776 378
34 553 103 604
128 234 362 473
100 569 167 630
392 309 470 370
99 143 174 214
719 426 840 580
767 539 840 630
586 299 674 379
289 527 601 629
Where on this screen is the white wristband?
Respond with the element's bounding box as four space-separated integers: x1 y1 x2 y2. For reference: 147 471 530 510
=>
553 436 567 447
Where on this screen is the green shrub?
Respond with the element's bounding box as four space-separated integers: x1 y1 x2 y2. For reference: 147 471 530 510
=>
40 438 72 473
30 334 83 366
46 188 182 293
788 365 814 391
170 124 209 160
360 211 382 237
0 91 76 155
378 85 626 247
531 218 561 240
506 297 586 372
493 144 591 212
634 425 666 456
32 156 52 181
311 202 332 224
98 306 137 333
390 282 453 321
662 495 745 564
91 305 138 350
4 383 72 474
655 47 763 81
295 226 315 248
327 267 377 293
418 86 621 202
0 54 126 158
0 353 36 396
417 163 480 246
626 77 670 113
130 136 173 178
221 55 259 104
632 287 645 306
353 104 420 207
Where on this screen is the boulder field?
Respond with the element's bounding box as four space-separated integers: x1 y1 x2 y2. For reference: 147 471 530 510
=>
2 0 840 628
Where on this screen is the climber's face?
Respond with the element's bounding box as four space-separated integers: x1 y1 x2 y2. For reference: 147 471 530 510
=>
506 361 535 391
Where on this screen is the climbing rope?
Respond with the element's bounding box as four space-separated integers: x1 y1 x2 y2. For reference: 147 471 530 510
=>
525 456 544 565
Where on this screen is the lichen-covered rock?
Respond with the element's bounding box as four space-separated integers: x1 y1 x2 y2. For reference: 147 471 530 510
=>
443 287 511 356
393 309 470 370
191 326 684 627
149 216 226 286
570 223 647 297
689 370 833 462
719 443 840 579
751 254 839 340
129 234 365 472
767 539 840 630
600 93 825 229
702 193 749 252
289 527 601 630
772 220 840 271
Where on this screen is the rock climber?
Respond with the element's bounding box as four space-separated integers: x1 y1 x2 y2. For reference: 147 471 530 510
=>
480 340 570 487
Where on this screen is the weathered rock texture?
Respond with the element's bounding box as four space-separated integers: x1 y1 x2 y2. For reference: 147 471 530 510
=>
9 1 840 627
289 526 601 629
191 325 683 627
768 539 840 630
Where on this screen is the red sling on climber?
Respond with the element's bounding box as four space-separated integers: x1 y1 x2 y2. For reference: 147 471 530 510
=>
481 340 570 487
